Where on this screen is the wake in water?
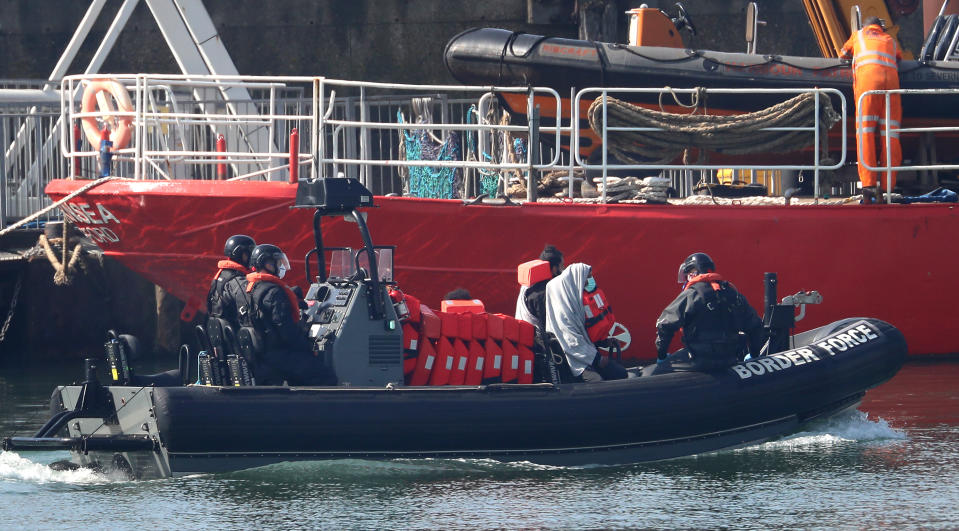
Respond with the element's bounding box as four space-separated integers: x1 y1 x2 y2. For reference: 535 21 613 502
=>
0 451 109 485
227 456 565 482
742 408 907 452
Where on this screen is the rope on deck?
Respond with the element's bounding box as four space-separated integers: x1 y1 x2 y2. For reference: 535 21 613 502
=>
587 91 841 165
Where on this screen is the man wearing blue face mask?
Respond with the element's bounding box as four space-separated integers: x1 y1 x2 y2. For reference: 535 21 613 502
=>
245 244 335 385
546 263 627 382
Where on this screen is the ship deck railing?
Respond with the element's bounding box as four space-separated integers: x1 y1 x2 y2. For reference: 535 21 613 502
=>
574 86 849 202
859 88 959 203
6 74 959 228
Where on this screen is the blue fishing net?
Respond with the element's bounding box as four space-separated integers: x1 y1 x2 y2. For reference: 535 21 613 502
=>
399 110 462 199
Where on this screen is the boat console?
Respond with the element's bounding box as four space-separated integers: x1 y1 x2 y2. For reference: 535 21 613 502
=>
294 178 403 387
301 247 402 386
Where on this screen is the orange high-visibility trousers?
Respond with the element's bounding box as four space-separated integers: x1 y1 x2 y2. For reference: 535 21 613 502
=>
854 66 902 190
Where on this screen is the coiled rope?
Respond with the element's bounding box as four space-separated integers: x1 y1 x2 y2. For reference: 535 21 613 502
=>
587 91 840 165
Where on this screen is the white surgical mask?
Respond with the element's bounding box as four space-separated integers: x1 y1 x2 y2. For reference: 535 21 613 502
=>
277 264 288 279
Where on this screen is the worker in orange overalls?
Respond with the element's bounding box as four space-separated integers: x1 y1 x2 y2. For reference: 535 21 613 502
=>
839 16 902 204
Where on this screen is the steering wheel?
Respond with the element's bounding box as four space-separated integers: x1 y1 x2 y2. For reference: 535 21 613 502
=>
673 2 697 36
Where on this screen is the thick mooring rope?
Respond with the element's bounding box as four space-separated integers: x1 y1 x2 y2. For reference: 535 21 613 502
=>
0 273 22 344
0 176 122 237
587 92 840 165
38 234 83 286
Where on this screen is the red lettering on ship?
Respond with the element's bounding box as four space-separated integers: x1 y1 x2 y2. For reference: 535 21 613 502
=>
541 44 597 58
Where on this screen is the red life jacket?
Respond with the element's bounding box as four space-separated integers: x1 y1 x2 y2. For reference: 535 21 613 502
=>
501 340 519 383
465 341 486 385
483 339 504 382
517 344 535 384
429 337 455 386
448 338 470 385
583 287 616 343
245 272 300 323
409 339 437 386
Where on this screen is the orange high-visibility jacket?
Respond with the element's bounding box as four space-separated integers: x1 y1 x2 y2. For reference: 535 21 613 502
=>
839 24 901 91
839 24 903 189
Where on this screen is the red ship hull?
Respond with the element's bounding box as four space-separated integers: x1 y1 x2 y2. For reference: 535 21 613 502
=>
46 178 955 359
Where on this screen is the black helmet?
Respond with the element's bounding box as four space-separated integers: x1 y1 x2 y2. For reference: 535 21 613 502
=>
677 252 715 283
224 234 256 267
250 244 291 278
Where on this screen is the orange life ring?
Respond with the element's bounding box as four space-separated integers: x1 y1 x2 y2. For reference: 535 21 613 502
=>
81 79 133 150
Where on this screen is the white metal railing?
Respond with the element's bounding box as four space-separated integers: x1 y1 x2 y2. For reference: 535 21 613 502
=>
28 76 869 210
7 74 956 221
61 74 314 182
58 75 566 200
1 102 66 228
574 87 848 201
313 78 563 178
859 88 959 204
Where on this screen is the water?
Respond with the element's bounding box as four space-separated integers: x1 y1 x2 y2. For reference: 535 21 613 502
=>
1 361 957 530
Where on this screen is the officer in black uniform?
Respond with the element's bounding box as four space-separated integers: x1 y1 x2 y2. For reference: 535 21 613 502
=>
207 234 256 331
245 244 336 386
653 252 765 373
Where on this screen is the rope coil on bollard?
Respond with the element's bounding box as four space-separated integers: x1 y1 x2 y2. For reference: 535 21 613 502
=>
38 234 83 286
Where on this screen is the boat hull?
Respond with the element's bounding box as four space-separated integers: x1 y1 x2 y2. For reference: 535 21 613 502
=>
46 178 956 358
36 318 905 479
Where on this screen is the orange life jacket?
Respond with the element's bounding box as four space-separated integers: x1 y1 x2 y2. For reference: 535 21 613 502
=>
583 287 616 343
518 259 552 286
441 299 486 314
245 272 300 323
213 259 249 281
684 272 725 291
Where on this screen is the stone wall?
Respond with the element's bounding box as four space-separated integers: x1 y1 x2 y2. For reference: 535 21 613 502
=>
0 1 926 83
0 228 163 363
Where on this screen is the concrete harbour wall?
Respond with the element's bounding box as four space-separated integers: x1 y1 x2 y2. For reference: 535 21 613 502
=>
0 1 924 82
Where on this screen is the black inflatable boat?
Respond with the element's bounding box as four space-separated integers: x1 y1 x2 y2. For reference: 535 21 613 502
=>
1 179 908 479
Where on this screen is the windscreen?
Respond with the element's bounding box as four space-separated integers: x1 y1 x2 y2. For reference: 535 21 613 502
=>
327 247 394 282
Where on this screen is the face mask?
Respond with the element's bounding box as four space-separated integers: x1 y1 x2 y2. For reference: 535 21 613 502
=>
585 276 596 292
277 264 288 279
